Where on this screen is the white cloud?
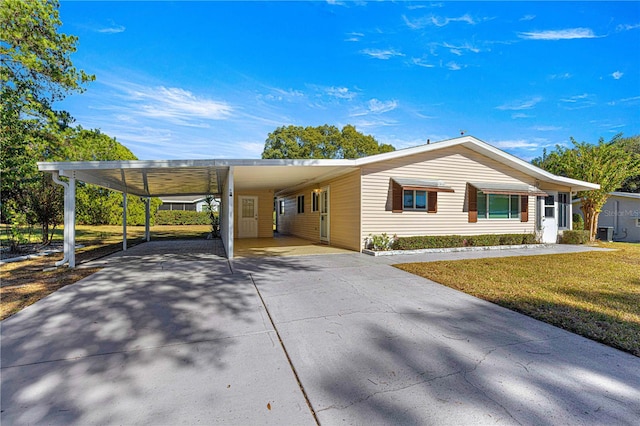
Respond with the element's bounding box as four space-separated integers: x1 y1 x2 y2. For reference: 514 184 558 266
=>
532 125 562 131
492 140 540 150
411 57 435 68
446 61 461 71
368 99 398 114
518 28 598 40
97 25 126 34
612 71 624 80
520 15 536 22
360 48 405 60
345 32 364 42
238 142 265 157
512 113 534 119
549 73 572 80
261 88 305 102
559 93 590 103
616 23 640 31
496 96 542 110
326 86 357 100
127 86 233 122
442 42 481 54
402 13 480 30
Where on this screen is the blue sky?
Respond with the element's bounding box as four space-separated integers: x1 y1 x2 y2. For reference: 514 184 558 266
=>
57 1 640 161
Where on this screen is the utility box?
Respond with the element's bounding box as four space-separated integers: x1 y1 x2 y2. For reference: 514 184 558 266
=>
597 226 614 242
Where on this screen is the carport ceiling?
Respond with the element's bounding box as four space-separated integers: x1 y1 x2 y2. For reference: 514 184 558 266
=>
37 159 358 197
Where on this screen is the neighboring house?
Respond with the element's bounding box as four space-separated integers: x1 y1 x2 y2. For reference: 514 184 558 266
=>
159 196 217 212
573 192 640 242
38 136 599 264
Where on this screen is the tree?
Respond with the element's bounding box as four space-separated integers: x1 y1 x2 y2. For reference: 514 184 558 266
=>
532 135 640 241
261 124 394 159
1 0 94 243
616 135 640 193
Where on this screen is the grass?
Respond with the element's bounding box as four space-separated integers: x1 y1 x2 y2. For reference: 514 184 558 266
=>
1 225 210 321
395 242 640 357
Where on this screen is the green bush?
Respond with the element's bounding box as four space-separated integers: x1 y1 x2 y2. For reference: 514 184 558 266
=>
155 210 211 225
560 230 590 245
392 235 465 250
391 233 538 250
466 234 500 246
572 213 585 231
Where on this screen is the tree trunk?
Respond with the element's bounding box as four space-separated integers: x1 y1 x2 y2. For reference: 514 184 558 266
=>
41 221 50 245
581 202 597 242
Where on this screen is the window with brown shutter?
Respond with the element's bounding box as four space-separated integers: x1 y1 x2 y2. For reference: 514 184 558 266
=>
392 180 403 212
427 191 437 213
520 195 529 222
468 184 478 223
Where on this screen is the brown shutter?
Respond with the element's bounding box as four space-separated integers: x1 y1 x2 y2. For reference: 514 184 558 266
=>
468 184 478 223
520 195 529 222
427 191 437 213
392 180 403 213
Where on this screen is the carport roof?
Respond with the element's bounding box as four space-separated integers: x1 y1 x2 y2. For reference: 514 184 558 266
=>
37 136 600 197
37 158 358 197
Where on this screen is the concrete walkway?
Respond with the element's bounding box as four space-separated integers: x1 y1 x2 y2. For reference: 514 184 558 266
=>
2 242 639 425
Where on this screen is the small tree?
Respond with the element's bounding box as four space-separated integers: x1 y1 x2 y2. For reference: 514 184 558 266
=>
204 195 220 238
533 135 640 241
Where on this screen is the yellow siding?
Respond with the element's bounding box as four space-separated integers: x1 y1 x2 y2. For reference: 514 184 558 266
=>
234 189 274 238
277 171 361 251
361 146 570 242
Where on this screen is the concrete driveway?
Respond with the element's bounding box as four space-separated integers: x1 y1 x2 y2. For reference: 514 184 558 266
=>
2 241 639 425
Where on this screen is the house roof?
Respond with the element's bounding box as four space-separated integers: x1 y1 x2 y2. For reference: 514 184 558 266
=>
609 192 640 200
37 135 599 197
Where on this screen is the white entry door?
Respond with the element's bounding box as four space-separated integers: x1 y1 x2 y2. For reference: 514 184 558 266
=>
319 187 329 242
238 196 258 238
541 193 558 243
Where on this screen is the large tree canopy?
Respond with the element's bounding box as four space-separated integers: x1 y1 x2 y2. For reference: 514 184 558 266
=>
1 0 151 244
261 124 395 159
532 135 640 241
616 135 640 193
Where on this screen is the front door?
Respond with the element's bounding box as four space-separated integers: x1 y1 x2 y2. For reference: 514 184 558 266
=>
238 196 258 238
319 187 329 243
541 193 558 243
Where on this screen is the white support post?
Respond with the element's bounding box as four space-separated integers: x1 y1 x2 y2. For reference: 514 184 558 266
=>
145 197 151 242
51 172 76 268
123 192 127 251
227 166 234 259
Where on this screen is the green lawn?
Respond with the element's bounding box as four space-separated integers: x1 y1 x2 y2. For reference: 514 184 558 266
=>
395 242 640 357
1 224 210 246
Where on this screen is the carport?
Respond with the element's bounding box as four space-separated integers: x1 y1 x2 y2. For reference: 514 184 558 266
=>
38 158 357 267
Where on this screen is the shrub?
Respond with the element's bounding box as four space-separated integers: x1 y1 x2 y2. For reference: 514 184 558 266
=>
560 230 590 245
366 233 395 251
466 234 500 246
392 235 465 250
572 213 585 231
155 210 211 225
391 233 538 250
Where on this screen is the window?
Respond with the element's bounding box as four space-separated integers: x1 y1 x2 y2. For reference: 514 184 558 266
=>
312 192 319 212
403 190 427 210
636 218 640 228
558 193 569 228
279 200 285 215
297 195 304 214
477 191 521 219
544 195 555 218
